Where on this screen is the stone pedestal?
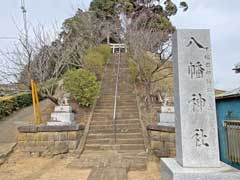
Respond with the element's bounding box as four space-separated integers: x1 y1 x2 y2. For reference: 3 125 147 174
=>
48 105 75 126
158 106 175 127
161 158 240 180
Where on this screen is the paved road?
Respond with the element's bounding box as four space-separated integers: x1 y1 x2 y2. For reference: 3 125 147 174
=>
0 99 54 143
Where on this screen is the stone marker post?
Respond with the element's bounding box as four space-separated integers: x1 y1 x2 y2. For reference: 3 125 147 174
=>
173 29 220 167
160 29 240 180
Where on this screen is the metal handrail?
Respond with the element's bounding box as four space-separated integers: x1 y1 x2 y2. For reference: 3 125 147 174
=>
113 51 121 144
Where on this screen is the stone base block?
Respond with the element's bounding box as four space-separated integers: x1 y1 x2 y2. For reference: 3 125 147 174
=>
51 112 74 122
54 106 72 112
47 122 75 126
160 158 240 180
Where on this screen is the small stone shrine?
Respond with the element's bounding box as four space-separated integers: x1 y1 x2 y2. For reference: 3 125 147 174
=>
48 93 75 126
160 29 240 180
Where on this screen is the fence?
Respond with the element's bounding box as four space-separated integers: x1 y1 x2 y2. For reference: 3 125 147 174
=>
223 120 240 163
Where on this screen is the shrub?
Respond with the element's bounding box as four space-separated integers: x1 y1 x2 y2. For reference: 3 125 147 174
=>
63 69 100 107
95 44 111 62
39 79 59 96
14 93 33 108
83 44 111 79
0 93 32 120
128 58 139 82
83 51 105 79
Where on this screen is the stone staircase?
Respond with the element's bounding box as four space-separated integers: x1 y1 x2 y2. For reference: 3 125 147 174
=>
84 55 145 152
69 55 147 179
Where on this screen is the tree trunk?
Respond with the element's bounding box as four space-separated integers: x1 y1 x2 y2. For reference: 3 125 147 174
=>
46 95 59 105
107 33 110 44
39 93 59 105
144 81 151 111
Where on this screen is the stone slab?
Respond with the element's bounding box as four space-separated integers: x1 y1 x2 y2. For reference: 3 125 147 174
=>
38 124 84 132
161 106 174 113
18 124 84 133
50 112 74 123
158 112 175 124
173 29 220 167
18 125 38 133
158 122 175 128
160 158 240 180
47 121 73 126
54 106 72 112
147 124 175 133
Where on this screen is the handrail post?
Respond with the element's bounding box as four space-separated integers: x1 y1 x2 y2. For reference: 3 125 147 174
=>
113 50 121 144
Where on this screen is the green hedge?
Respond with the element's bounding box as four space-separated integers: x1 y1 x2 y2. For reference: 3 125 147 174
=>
0 93 32 120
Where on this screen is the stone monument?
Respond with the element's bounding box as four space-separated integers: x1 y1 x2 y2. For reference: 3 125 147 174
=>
47 93 75 126
160 29 240 180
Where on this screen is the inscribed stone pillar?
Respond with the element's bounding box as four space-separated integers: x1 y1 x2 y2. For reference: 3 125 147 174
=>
173 29 220 167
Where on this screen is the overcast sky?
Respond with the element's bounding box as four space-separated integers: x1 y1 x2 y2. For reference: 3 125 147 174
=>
0 0 239 90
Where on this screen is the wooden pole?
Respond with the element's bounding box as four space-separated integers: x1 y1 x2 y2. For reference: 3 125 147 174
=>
31 80 42 124
31 80 37 124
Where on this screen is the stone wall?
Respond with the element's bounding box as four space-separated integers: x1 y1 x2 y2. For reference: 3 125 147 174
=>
17 124 84 157
147 124 176 157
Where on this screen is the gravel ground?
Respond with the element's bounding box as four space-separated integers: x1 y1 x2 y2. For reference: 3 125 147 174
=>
0 150 90 180
0 150 161 180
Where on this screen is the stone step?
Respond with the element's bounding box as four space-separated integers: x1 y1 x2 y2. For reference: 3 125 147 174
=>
69 152 147 172
91 119 140 125
97 100 114 103
118 99 137 101
91 118 140 122
118 88 134 91
84 144 145 151
94 107 137 111
116 109 139 113
86 138 144 145
90 124 141 130
89 127 142 134
92 114 139 120
116 113 139 118
101 90 134 93
98 97 114 99
91 117 111 121
87 133 143 140
118 95 136 97
94 109 114 113
101 93 134 95
96 102 114 106
118 101 137 103
98 98 136 102
95 105 137 108
96 102 137 106
117 151 148 158
93 112 139 117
